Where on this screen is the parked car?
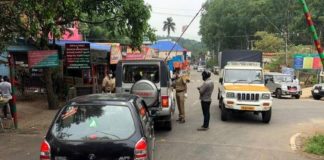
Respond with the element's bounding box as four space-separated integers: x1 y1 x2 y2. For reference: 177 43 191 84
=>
193 64 198 70
311 83 324 100
40 94 155 160
264 72 302 99
197 65 205 72
213 66 220 75
115 59 175 131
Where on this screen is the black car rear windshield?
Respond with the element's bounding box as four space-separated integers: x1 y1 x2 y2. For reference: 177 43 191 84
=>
51 105 135 141
123 65 159 83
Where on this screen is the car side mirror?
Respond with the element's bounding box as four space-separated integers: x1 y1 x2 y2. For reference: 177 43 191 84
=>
219 78 223 84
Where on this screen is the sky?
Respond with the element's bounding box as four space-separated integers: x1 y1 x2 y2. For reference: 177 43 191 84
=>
144 0 207 41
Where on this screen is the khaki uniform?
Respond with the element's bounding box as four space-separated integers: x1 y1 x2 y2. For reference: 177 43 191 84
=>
173 76 187 120
102 76 115 93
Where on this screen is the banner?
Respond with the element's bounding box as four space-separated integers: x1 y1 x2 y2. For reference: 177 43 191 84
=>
293 54 323 70
110 44 121 64
122 46 153 60
28 50 59 68
65 43 90 69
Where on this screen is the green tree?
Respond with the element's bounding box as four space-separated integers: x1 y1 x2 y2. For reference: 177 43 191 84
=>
0 0 151 109
163 17 176 37
254 31 284 52
199 0 324 51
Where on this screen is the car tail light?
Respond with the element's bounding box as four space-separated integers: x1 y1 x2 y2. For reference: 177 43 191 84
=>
40 140 51 160
135 138 148 160
161 96 169 108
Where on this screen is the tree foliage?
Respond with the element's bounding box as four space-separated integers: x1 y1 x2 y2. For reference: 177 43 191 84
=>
199 0 324 51
254 31 284 52
0 0 151 109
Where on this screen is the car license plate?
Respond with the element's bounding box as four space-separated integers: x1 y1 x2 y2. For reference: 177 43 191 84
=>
241 106 255 111
289 89 296 92
314 89 319 93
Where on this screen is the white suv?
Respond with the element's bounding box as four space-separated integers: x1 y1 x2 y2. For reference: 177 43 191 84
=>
115 59 175 130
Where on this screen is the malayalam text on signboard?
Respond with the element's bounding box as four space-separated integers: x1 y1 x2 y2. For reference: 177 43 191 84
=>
28 50 59 68
65 43 90 69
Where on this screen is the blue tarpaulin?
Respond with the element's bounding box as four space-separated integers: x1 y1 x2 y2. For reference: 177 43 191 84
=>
150 40 184 52
167 55 184 71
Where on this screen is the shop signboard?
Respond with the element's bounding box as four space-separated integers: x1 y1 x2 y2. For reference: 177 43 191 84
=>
65 43 90 69
28 50 59 68
293 54 322 70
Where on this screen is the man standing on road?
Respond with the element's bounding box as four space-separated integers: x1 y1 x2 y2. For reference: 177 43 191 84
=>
102 71 115 93
172 70 187 123
197 70 214 131
293 76 299 84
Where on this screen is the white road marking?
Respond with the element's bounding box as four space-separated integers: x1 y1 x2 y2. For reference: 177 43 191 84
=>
290 133 301 151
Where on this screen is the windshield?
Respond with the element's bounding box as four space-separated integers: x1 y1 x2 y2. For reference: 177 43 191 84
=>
274 75 292 83
123 65 159 83
51 105 135 141
224 69 263 84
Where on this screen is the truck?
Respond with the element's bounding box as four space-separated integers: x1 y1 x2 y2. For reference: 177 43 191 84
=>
218 50 273 123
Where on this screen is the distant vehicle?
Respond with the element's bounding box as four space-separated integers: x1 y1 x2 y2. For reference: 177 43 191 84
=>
264 72 302 99
197 65 205 72
311 83 324 100
193 64 198 70
218 50 272 123
40 94 155 160
213 66 220 75
115 59 175 130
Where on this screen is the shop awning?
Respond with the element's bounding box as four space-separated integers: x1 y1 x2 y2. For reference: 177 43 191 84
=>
7 45 37 52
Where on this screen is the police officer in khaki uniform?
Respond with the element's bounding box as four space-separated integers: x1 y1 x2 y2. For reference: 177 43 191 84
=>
172 70 187 123
102 71 115 93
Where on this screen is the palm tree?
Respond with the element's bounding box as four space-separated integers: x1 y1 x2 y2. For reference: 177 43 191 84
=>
163 17 176 37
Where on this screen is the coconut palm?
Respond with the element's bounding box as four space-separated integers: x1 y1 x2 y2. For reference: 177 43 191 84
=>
163 17 176 37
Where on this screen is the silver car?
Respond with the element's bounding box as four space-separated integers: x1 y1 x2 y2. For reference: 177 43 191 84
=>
264 72 302 99
197 65 205 72
115 59 175 131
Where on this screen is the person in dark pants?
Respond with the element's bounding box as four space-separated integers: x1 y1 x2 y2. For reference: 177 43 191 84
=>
197 70 214 131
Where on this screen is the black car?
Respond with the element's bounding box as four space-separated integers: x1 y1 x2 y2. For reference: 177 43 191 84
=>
311 83 324 100
40 94 155 160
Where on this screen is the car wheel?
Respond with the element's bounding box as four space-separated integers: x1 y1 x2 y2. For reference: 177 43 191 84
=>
295 95 300 99
313 95 322 100
221 102 229 121
262 108 272 123
276 89 282 99
164 115 172 131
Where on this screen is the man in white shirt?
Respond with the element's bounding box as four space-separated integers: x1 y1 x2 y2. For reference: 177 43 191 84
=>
0 76 12 118
292 76 299 84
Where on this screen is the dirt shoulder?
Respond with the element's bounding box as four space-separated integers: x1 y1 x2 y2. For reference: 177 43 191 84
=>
1 95 60 135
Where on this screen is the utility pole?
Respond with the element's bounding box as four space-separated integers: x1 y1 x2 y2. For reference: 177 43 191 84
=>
285 31 288 66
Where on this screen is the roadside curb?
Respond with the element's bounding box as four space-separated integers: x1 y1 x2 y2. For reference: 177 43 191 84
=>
290 133 324 160
290 133 302 151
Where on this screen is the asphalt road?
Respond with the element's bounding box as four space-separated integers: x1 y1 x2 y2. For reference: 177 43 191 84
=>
0 69 324 160
154 69 324 160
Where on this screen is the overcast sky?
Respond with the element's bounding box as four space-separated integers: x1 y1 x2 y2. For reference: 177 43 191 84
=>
144 0 206 41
